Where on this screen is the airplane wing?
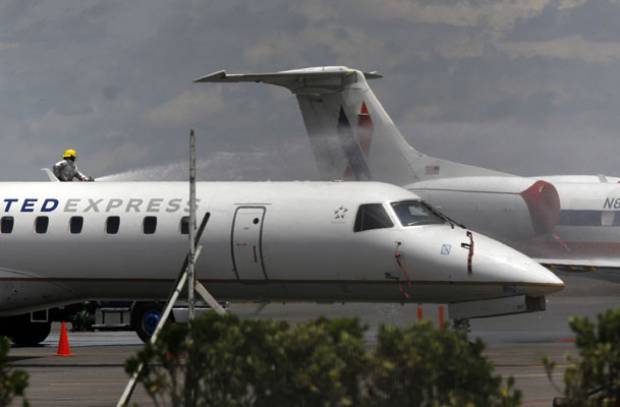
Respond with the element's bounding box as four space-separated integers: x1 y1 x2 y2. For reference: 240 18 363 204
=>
537 257 620 270
537 257 620 284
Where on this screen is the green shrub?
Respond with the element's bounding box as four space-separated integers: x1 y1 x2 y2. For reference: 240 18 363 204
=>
127 314 520 407
544 306 620 406
0 336 29 407
366 321 521 407
126 314 368 407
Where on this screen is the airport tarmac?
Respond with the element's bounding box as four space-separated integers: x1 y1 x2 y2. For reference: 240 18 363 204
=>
7 280 620 406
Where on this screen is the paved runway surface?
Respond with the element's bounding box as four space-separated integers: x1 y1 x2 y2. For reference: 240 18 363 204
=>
7 274 620 406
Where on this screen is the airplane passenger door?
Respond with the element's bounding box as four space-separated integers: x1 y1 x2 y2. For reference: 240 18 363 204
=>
232 207 267 280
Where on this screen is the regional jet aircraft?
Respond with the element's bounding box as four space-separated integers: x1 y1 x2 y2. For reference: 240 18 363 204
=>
197 67 620 279
0 181 561 344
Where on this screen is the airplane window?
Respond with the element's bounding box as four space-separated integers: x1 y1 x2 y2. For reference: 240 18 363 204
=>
35 216 49 234
180 216 189 235
143 216 157 234
70 217 83 234
1 217 14 234
559 210 601 226
602 211 615 227
354 204 394 232
106 216 120 234
180 213 210 235
391 200 445 227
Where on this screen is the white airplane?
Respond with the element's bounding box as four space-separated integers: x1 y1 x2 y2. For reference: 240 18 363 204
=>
196 66 620 280
0 181 561 344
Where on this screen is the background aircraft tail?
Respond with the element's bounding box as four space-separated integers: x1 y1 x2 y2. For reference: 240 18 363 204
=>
196 66 505 185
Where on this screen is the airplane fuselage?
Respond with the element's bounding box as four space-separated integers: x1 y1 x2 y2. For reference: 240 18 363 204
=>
0 181 561 315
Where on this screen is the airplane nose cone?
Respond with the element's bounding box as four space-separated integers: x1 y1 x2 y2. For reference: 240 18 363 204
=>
471 232 565 295
398 226 564 302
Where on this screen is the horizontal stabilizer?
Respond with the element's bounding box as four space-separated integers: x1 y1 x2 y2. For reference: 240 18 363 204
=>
194 67 381 95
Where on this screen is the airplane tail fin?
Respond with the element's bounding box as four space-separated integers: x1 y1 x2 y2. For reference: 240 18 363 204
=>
41 168 60 182
195 66 504 185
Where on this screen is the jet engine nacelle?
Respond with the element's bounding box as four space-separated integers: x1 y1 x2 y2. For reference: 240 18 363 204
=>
407 177 560 242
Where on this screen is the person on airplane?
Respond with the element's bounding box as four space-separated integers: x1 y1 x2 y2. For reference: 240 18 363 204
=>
53 149 94 182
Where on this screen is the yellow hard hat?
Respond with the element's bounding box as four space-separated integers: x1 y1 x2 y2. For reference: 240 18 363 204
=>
63 149 77 159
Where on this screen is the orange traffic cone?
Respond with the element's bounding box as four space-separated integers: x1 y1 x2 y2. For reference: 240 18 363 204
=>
56 321 72 356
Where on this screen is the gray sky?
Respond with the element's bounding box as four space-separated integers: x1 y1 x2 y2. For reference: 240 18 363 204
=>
1 0 620 181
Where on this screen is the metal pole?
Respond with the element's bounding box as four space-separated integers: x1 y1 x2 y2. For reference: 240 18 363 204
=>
117 247 200 407
188 129 197 321
195 281 226 315
117 209 213 406
116 239 208 407
117 130 218 407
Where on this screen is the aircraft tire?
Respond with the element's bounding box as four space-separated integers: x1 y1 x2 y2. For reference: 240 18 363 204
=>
132 302 163 343
8 316 51 346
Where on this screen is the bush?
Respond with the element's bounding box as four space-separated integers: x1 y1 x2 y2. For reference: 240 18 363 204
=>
0 336 29 407
544 306 620 406
366 321 521 407
126 314 368 407
127 314 520 407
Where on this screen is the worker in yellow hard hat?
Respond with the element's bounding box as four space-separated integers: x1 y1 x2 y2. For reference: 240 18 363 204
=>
53 149 94 182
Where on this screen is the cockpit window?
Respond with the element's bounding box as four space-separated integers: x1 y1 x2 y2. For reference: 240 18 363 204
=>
354 204 394 232
391 200 445 227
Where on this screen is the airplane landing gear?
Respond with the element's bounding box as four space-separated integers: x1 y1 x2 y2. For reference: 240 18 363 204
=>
3 314 51 346
131 302 164 343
